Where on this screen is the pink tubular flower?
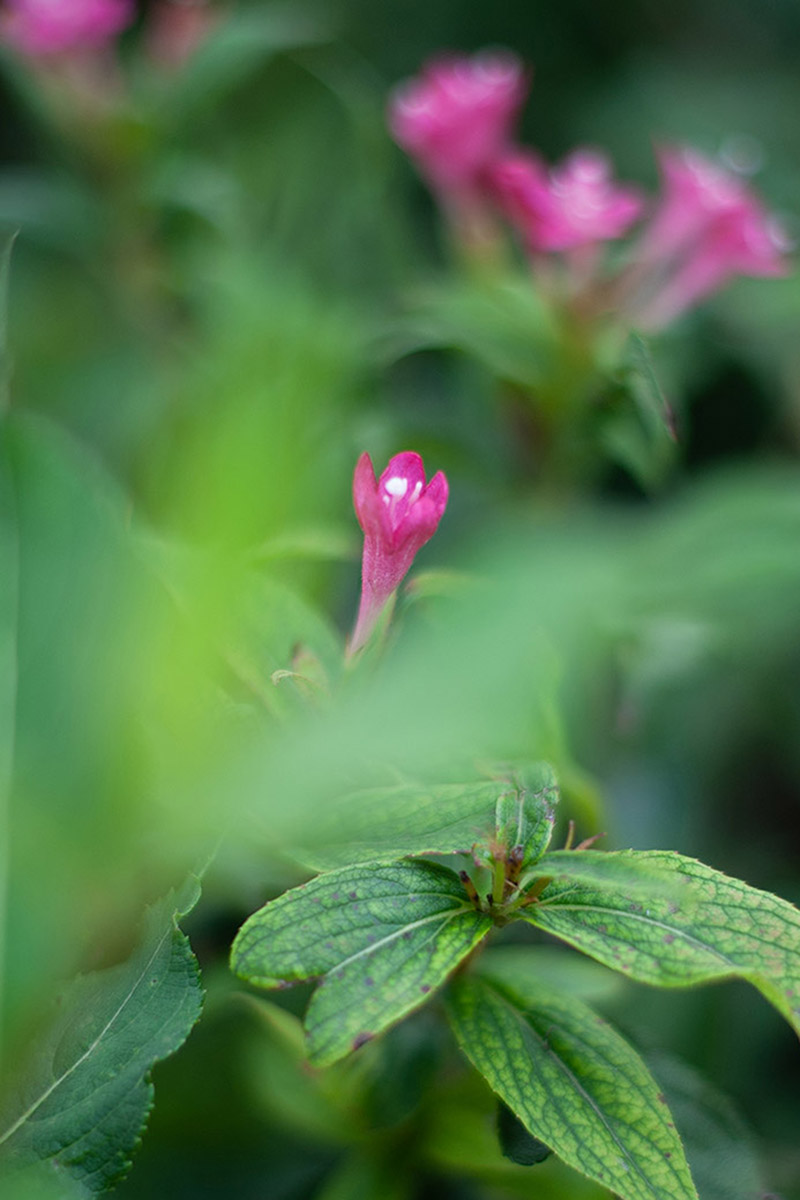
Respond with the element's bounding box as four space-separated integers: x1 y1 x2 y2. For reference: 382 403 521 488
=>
388 51 527 199
489 147 644 253
349 451 449 655
632 146 790 328
0 0 134 57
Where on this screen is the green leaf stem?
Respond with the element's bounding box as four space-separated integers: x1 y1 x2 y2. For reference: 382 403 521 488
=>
231 860 491 1066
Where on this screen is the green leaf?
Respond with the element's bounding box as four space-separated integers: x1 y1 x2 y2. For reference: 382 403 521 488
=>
231 860 491 1066
601 333 677 490
296 762 558 871
644 1052 767 1200
524 851 800 1036
497 1101 552 1165
526 849 691 900
241 998 361 1144
389 276 559 390
478 946 622 1004
446 972 697 1200
0 879 203 1194
493 770 558 870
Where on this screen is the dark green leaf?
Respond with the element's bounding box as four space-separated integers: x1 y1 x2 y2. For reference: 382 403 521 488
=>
497 1101 552 1165
231 860 491 1066
297 762 557 871
644 1052 767 1200
0 879 203 1193
524 851 800 1036
446 972 697 1200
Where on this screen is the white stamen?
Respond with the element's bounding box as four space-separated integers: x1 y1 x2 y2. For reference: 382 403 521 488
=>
410 481 423 501
384 477 408 498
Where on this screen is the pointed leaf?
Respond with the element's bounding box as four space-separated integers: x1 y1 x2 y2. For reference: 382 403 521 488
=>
446 972 697 1200
644 1052 766 1200
524 851 800 1036
527 849 691 900
297 762 558 871
496 1101 552 1165
231 860 491 1066
493 768 558 869
0 880 203 1193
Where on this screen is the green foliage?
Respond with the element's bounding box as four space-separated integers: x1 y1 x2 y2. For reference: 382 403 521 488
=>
644 1052 767 1200
153 5 336 127
228 779 800 1198
297 761 557 870
529 848 692 898
445 972 697 1200
0 880 203 1194
601 333 677 490
231 860 491 1065
0 231 15 412
397 276 561 392
491 764 559 870
524 851 800 1035
3 2 800 1195
496 1101 553 1165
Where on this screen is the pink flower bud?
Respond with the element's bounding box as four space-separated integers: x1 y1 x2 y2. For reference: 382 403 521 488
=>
0 0 134 56
349 451 449 655
388 51 527 200
489 147 644 253
632 147 791 328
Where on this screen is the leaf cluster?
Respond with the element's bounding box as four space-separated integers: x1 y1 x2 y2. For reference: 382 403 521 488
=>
232 764 800 1200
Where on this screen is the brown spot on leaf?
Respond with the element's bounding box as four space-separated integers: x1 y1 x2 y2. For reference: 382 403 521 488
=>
421 984 431 994
663 934 675 945
352 1033 373 1050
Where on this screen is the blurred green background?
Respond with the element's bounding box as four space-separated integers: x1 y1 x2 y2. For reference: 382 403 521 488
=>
2 0 800 1196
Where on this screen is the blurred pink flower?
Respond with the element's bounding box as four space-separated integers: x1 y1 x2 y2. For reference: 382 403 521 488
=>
632 147 790 328
350 451 449 655
388 51 527 200
0 0 134 56
489 147 644 253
